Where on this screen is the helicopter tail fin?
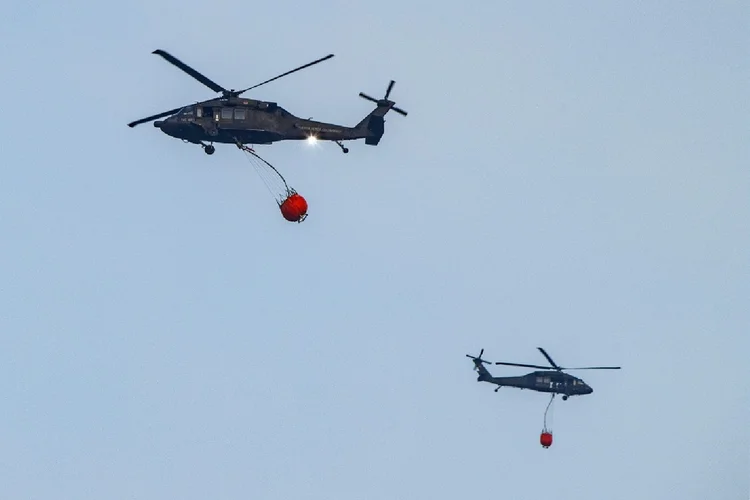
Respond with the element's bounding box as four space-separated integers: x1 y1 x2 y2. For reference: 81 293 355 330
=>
355 80 407 146
466 350 494 382
355 111 387 146
473 361 493 382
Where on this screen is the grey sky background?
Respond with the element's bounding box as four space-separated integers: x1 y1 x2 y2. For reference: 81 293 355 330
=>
1 1 748 499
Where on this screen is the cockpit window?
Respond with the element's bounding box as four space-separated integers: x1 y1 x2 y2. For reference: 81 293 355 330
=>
234 108 246 120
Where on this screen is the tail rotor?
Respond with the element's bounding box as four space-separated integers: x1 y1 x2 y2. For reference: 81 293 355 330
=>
466 349 491 370
359 80 408 116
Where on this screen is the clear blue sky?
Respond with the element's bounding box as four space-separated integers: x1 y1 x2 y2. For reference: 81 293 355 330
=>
1 1 747 499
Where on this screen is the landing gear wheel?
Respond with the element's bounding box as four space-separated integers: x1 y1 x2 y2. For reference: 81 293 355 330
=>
204 145 215 155
562 395 568 401
343 147 349 153
335 140 349 153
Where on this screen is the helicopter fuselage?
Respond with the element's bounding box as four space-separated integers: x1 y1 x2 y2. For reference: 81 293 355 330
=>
485 370 593 396
153 97 370 146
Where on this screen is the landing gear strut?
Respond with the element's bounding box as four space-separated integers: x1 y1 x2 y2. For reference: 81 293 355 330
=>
335 140 349 153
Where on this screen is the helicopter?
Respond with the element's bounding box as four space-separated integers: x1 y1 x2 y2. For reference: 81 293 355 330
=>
127 49 408 155
466 347 620 400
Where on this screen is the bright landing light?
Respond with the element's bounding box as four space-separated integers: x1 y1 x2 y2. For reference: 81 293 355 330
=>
306 135 318 145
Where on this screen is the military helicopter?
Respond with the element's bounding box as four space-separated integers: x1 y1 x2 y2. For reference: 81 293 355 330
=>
127 49 408 155
466 347 620 400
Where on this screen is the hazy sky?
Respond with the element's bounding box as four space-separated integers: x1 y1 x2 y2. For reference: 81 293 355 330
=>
1 1 748 499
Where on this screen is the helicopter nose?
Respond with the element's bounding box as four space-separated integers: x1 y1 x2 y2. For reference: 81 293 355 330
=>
153 120 181 138
586 386 593 394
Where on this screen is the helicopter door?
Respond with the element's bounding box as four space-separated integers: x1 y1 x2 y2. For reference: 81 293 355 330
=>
197 106 212 119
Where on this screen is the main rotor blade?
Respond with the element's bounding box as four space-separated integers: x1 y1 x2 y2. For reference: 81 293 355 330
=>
152 49 227 94
237 53 334 95
127 106 184 127
537 347 561 370
561 366 622 370
495 361 551 370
